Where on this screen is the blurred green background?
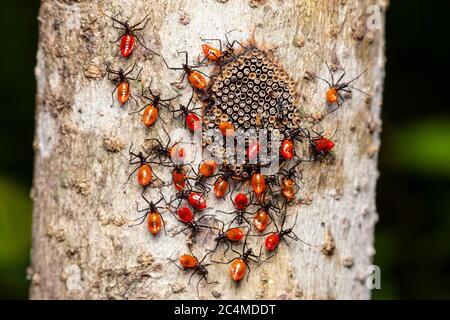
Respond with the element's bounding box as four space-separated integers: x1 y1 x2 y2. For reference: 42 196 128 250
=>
0 1 449 299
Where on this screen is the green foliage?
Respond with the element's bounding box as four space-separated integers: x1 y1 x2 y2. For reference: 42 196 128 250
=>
0 177 31 299
387 119 450 177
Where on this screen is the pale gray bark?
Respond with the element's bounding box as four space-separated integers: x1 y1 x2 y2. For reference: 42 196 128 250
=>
30 0 386 299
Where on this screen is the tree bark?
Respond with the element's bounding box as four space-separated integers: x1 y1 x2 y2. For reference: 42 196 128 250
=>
30 0 386 299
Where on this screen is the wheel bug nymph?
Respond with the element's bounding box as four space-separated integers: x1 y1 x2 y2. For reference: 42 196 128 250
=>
185 159 218 194
129 194 168 236
261 208 318 252
105 13 158 58
144 126 188 166
169 93 204 131
130 81 180 128
162 51 210 95
124 143 164 192
172 213 217 243
278 160 303 203
200 29 245 65
273 97 297 160
217 192 254 228
169 164 189 192
316 63 368 115
168 189 208 212
264 213 314 251
253 195 280 232
176 206 194 223
212 164 244 199
106 61 142 107
250 171 267 200
303 128 337 161
170 248 218 299
209 219 247 255
211 233 271 282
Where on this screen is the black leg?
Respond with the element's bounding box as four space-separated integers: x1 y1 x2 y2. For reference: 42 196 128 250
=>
129 211 149 227
222 241 233 256
210 257 238 265
245 261 252 281
196 275 204 299
349 85 369 96
217 209 234 215
227 215 241 230
110 83 120 108
126 157 142 177
188 269 198 286
174 72 187 85
325 62 335 86
160 92 181 102
124 165 140 185
129 92 140 108
151 170 169 187
111 24 126 32
161 125 172 147
162 56 183 71
136 200 149 213
315 75 332 87
281 237 290 247
201 38 223 51
336 70 346 86
127 67 142 81
229 39 245 50
131 14 150 29
104 13 127 28
107 71 119 81
178 50 189 65
128 103 148 115
124 60 137 75
135 35 159 56
169 258 184 271
196 214 216 223
225 29 240 47
229 54 240 64
112 34 123 44
198 54 212 66
173 226 190 236
241 215 254 229
160 214 167 235
346 69 367 86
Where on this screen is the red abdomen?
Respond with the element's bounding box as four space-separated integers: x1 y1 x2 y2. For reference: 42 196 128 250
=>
188 192 207 211
202 44 222 61
117 82 129 105
214 178 229 199
253 209 270 232
230 259 246 281
265 233 280 251
188 71 207 90
226 228 245 242
251 173 267 198
186 112 202 131
172 169 186 191
120 34 135 57
180 254 198 269
177 206 194 223
147 213 161 236
143 104 158 127
137 164 152 187
281 139 294 160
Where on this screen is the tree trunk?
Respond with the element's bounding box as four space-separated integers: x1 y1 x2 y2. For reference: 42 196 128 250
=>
30 0 386 300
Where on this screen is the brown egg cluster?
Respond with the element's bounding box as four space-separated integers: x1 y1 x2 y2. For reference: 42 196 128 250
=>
203 47 302 168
